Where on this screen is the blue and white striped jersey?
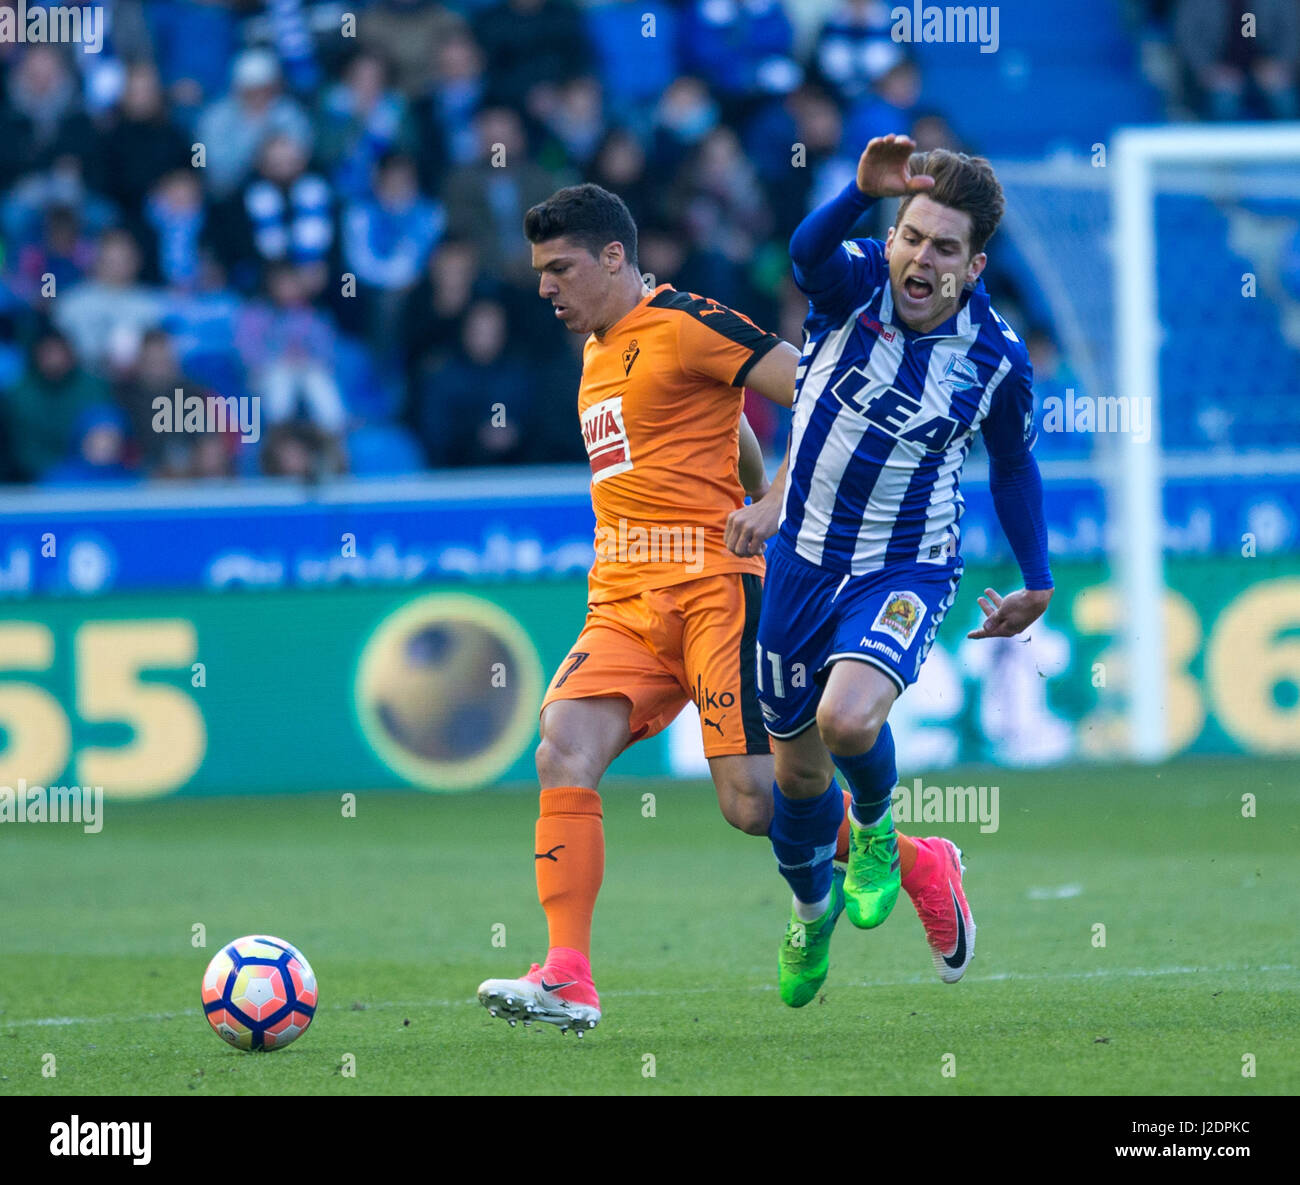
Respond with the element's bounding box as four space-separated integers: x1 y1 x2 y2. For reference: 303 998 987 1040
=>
779 235 1037 574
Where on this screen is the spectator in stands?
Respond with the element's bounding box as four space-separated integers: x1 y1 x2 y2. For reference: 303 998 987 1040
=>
744 83 844 231
2 145 116 268
417 297 529 467
669 126 773 310
41 404 138 486
3 327 112 481
412 28 488 193
649 76 722 177
209 131 335 294
260 420 347 479
195 48 314 198
140 169 207 291
1173 0 1299 120
678 0 802 122
113 328 203 473
400 236 481 417
521 326 588 464
141 0 241 119
53 227 164 375
811 0 907 107
343 150 446 355
584 127 660 231
236 262 348 439
154 430 238 481
12 203 96 305
442 107 573 288
534 76 608 173
95 61 192 214
358 0 466 96
0 44 96 190
843 56 924 146
636 217 754 324
911 110 965 152
157 252 243 398
187 432 238 479
471 0 594 113
315 50 417 203
583 0 681 135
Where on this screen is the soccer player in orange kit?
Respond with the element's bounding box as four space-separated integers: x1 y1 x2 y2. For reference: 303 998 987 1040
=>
477 184 970 1033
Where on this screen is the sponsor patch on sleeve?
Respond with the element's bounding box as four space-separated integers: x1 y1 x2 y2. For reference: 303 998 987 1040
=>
872 591 927 646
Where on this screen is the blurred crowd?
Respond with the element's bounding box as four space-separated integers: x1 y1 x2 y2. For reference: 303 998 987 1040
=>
1129 0 1300 121
0 0 1156 486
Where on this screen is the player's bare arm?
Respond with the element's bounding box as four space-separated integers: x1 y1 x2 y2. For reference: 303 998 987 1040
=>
737 413 769 500
723 340 797 554
741 339 798 408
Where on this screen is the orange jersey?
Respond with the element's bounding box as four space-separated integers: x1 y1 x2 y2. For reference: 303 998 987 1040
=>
577 284 782 604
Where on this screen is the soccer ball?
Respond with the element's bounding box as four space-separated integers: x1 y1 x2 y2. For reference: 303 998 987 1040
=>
201 935 318 1051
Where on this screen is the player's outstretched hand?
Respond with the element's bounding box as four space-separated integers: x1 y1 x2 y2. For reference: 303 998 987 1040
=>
725 493 782 557
966 587 1054 639
856 134 935 200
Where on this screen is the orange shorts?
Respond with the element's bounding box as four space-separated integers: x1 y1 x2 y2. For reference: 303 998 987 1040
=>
540 572 771 759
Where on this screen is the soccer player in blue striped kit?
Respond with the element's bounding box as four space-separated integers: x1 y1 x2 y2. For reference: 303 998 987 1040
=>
749 135 1055 1004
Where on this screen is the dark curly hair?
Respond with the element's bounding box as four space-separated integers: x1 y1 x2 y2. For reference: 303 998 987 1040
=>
896 149 1006 256
523 183 639 272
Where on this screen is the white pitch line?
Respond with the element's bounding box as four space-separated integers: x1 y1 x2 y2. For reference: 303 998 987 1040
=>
1 963 1294 1030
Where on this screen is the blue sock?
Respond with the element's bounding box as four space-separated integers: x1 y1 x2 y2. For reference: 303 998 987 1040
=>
831 723 897 827
769 781 844 906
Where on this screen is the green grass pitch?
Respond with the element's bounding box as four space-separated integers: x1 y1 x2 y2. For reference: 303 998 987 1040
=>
2 758 1296 1095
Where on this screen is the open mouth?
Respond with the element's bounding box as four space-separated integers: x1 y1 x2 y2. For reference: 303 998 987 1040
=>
903 275 933 300
554 305 568 318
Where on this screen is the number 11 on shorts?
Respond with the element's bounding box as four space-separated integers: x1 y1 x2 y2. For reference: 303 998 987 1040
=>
756 643 785 698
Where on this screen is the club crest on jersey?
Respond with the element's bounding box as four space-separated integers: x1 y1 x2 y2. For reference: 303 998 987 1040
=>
581 395 633 483
872 591 927 645
942 353 981 393
622 339 640 376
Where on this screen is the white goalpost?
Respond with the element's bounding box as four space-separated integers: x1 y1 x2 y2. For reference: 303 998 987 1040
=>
1110 124 1300 761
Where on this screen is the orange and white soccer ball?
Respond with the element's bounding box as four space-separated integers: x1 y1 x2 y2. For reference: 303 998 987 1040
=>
201 935 318 1051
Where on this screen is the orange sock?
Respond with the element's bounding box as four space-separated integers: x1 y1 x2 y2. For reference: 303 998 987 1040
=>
535 786 604 959
834 787 918 878
835 789 852 862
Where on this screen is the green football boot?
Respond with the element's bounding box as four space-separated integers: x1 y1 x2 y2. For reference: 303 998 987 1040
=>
778 866 846 1008
843 808 901 929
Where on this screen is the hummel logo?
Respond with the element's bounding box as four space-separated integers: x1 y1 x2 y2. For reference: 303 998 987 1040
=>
702 713 726 735
534 844 565 862
942 883 967 969
540 977 577 993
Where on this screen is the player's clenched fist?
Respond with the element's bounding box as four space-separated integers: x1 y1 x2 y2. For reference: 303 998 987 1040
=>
725 494 781 557
856 133 937 201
